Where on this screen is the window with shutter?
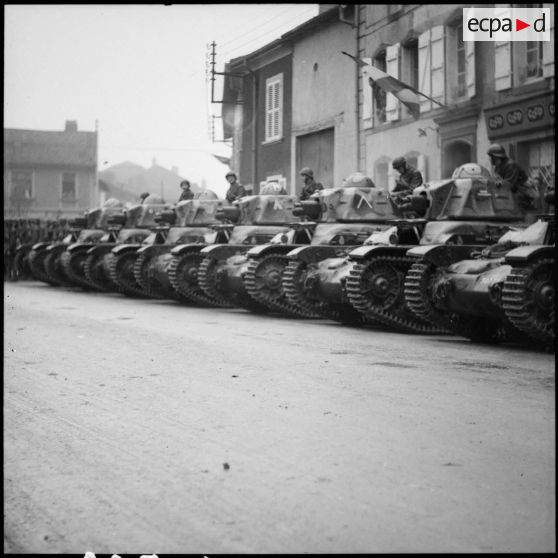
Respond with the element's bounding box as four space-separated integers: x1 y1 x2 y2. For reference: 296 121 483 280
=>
265 74 283 142
465 39 475 99
386 44 401 121
430 26 445 106
494 41 512 90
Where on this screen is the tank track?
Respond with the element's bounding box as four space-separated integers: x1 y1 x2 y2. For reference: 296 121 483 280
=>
404 261 514 342
43 250 74 287
27 249 56 285
243 254 319 318
133 250 168 299
404 262 456 332
501 257 555 347
167 250 231 307
346 254 446 334
60 250 94 290
197 256 237 308
282 260 350 321
109 251 147 297
83 251 116 292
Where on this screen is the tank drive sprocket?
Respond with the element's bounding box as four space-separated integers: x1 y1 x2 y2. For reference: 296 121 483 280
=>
60 250 93 290
27 249 55 285
109 251 147 297
133 250 168 299
244 254 320 318
83 251 115 292
347 255 448 334
501 257 555 347
197 256 241 308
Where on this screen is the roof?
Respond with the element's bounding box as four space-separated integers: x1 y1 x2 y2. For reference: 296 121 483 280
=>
4 127 97 167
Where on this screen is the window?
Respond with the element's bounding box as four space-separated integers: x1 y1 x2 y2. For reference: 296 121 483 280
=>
62 172 76 201
456 24 467 97
401 40 419 118
446 22 475 100
418 26 446 113
526 41 543 80
265 73 283 142
10 170 33 201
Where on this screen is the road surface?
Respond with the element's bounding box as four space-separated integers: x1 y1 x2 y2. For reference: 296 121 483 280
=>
4 281 555 553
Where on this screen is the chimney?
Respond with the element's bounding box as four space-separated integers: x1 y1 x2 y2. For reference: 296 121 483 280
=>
65 120 78 132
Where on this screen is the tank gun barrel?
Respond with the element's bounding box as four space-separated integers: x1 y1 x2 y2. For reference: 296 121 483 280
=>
292 199 321 220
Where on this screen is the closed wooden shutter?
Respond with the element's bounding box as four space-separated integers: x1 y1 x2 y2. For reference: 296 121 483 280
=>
386 44 401 121
418 30 432 113
265 74 283 141
465 40 476 99
361 57 373 122
430 25 445 106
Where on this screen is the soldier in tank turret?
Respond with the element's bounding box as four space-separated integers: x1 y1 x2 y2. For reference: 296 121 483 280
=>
299 168 324 200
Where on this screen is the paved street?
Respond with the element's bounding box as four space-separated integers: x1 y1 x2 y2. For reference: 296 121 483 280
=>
4 280 555 553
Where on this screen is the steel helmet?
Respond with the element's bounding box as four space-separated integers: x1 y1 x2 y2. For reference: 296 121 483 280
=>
299 167 314 178
343 172 375 189
260 181 286 195
451 163 492 180
103 197 124 208
194 189 219 200
487 144 507 159
225 171 237 179
392 156 406 169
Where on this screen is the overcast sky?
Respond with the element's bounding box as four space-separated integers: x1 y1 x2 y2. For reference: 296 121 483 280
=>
4 3 319 197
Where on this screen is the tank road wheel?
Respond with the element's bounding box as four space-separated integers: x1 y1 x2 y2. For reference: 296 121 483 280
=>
84 251 114 292
133 251 166 299
27 249 55 285
44 250 73 287
167 250 226 306
347 255 448 334
60 250 93 290
109 251 146 297
197 257 238 308
282 260 330 319
404 261 457 333
501 257 555 348
244 254 309 317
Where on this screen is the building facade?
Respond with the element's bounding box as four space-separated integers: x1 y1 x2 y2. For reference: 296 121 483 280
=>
356 3 555 191
4 120 98 218
223 6 357 196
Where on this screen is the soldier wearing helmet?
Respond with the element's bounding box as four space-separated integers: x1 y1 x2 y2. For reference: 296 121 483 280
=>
225 171 246 203
487 144 537 211
178 180 194 202
391 156 423 196
299 167 324 200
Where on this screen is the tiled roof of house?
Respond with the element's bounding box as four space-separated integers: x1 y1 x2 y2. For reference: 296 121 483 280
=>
4 127 97 167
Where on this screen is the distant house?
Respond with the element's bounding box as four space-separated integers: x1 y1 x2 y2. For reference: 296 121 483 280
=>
99 158 199 204
3 120 98 218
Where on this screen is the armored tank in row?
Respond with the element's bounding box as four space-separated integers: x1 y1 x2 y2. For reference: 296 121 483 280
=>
344 163 533 332
404 186 554 347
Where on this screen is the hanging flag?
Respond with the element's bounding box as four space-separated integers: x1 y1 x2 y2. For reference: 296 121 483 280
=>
212 153 231 166
341 51 447 119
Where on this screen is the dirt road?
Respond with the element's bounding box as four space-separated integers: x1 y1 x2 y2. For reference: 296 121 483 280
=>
4 281 555 553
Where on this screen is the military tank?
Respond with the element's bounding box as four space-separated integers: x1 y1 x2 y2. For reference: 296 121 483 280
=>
342 163 534 333
44 199 126 289
27 216 88 285
82 194 171 294
243 173 407 321
132 191 231 301
404 186 554 347
196 185 308 311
